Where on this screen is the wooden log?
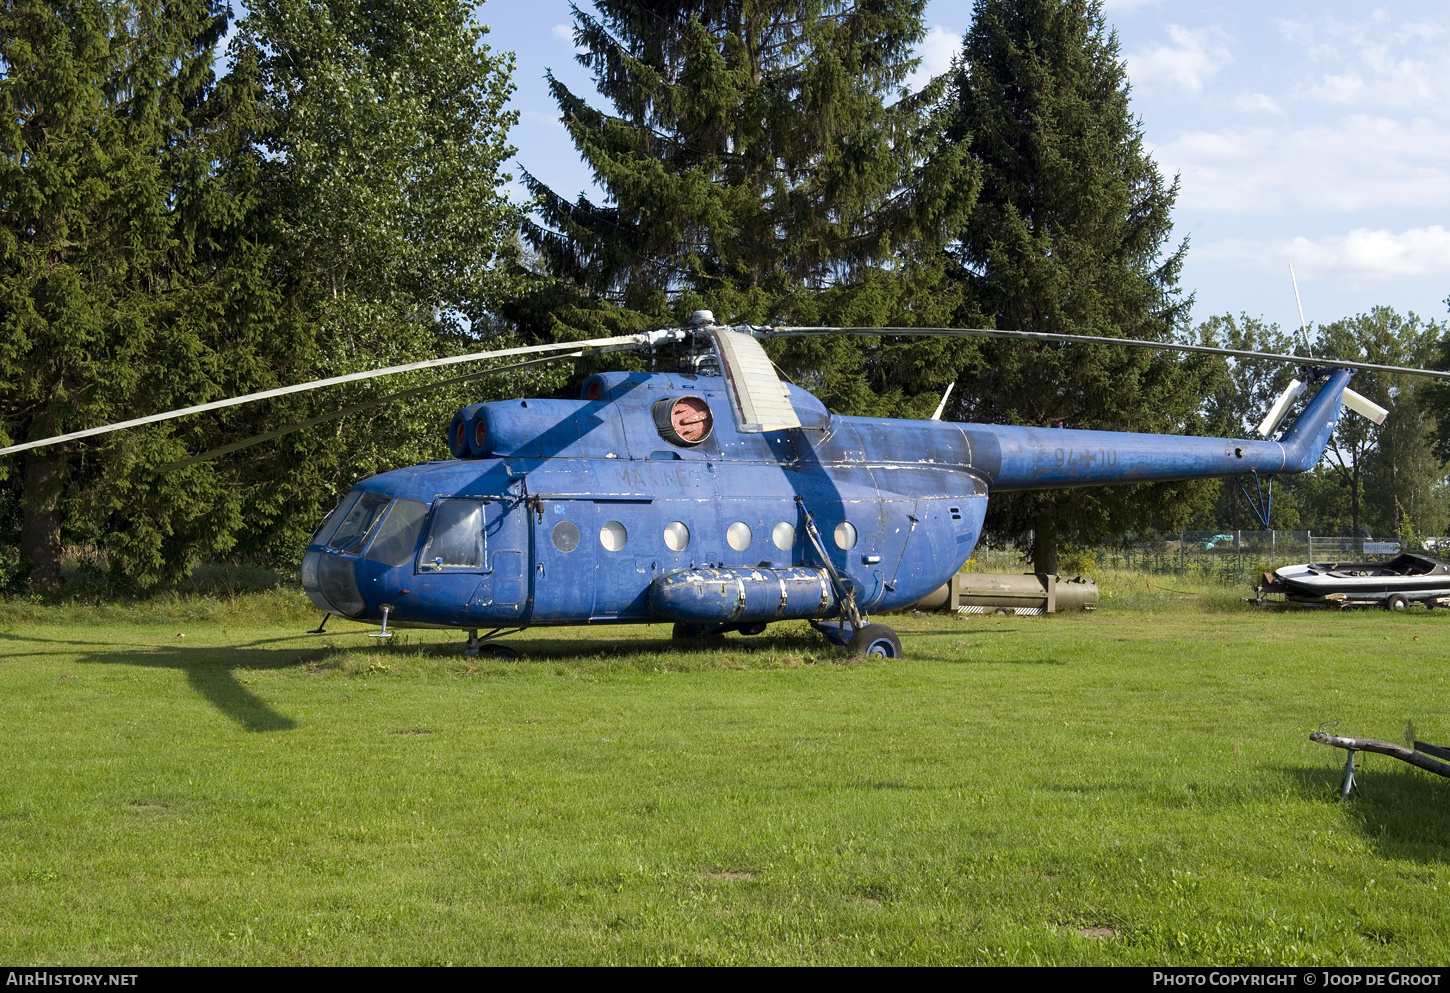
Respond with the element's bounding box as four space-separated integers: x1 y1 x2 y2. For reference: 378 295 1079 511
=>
1310 732 1450 779
1415 740 1450 763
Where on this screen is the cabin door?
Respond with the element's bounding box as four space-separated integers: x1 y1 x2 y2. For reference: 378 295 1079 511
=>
528 498 597 622
461 499 528 623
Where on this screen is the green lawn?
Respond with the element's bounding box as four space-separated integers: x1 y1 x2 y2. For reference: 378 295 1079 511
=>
1 578 1446 965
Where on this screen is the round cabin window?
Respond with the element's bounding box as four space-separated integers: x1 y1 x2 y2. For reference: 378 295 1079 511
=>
726 521 753 552
599 521 628 552
551 520 580 553
663 521 690 552
772 522 796 550
834 521 857 550
652 396 713 446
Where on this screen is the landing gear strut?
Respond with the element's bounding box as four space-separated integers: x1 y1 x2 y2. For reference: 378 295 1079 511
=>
794 496 903 658
464 628 521 659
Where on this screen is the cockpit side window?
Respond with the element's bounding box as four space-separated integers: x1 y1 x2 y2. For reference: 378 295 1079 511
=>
328 491 392 552
365 499 429 567
420 499 485 570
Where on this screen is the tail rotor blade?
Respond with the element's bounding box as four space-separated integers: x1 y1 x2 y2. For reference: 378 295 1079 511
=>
1342 387 1389 425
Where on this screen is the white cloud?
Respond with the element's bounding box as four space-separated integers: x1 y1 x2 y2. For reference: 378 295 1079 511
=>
1302 58 1441 110
1199 227 1450 282
1125 25 1233 95
1103 0 1162 11
1278 14 1450 112
905 25 962 92
551 24 573 43
1152 115 1450 215
1231 92 1285 116
920 25 961 75
1287 226 1450 278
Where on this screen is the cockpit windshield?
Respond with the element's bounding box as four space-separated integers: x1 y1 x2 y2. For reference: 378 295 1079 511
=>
311 492 357 546
327 491 392 553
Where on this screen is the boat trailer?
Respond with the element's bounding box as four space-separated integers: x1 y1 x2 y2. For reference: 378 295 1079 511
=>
1310 729 1450 797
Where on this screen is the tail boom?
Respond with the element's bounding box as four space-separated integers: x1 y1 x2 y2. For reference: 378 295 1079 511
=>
972 370 1350 492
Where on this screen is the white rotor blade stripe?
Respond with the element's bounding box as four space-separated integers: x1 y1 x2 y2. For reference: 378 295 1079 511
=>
159 352 583 472
0 334 648 457
762 327 1450 381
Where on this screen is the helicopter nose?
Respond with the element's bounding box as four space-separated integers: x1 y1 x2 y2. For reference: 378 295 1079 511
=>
301 549 365 616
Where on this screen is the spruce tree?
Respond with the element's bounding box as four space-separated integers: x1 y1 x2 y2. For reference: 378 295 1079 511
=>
0 0 526 590
0 0 270 590
944 0 1208 572
518 0 976 417
221 0 530 567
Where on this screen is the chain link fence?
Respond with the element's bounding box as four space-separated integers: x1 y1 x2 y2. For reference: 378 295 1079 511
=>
974 532 1413 585
1095 531 1406 583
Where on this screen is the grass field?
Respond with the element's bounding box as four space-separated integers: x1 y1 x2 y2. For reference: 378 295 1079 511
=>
1 572 1447 966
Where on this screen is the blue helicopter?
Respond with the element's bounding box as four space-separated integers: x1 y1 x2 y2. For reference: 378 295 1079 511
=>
3 313 1420 657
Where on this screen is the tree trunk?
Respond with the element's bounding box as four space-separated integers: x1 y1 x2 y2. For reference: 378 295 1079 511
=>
1032 499 1059 574
1351 463 1362 551
20 450 69 594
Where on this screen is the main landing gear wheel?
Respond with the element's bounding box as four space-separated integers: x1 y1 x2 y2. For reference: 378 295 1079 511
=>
849 623 903 659
1384 594 1409 612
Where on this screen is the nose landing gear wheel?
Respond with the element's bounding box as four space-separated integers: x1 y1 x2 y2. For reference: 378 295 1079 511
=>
849 623 903 659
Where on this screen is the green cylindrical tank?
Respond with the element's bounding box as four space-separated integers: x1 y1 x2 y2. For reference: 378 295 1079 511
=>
905 573 1098 615
1052 575 1099 612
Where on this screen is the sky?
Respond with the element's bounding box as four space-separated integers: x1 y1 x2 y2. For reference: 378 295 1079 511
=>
475 0 1450 333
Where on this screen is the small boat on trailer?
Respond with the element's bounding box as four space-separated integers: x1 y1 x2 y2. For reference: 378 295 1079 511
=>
1258 552 1450 610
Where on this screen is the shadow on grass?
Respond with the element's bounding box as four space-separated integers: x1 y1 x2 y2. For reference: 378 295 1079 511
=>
1283 761 1450 863
293 623 1064 670
1 630 314 733
2 614 1011 729
450 629 833 663
2 623 860 728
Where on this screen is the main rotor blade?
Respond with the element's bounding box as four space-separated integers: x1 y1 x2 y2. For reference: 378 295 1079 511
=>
159 352 582 472
0 333 656 457
704 325 801 432
761 326 1450 381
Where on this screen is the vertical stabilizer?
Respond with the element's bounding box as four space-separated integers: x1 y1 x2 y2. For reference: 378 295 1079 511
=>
1277 369 1351 471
